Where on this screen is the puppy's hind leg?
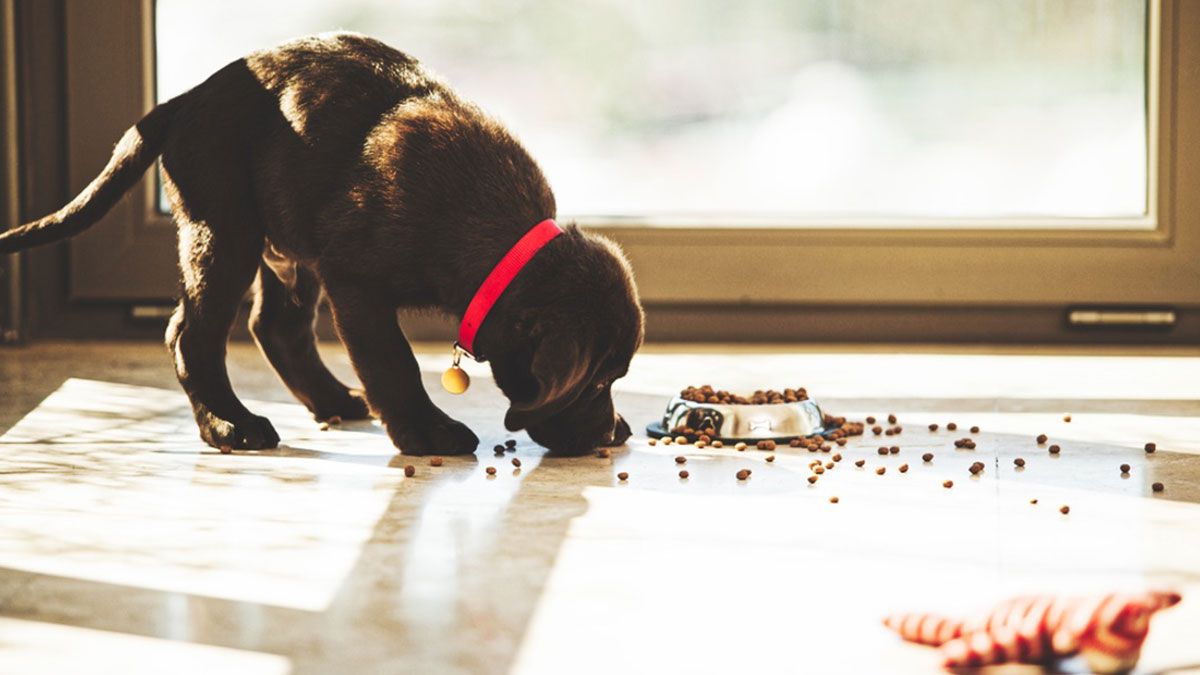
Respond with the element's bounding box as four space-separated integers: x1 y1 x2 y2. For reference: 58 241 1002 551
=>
166 215 280 450
249 258 370 423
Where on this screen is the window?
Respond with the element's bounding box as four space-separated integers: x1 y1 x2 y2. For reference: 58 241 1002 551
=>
157 0 1150 224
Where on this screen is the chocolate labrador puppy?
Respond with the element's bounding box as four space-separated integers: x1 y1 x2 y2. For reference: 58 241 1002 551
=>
0 32 643 456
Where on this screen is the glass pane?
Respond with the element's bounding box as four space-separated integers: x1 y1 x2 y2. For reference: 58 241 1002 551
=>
157 0 1148 222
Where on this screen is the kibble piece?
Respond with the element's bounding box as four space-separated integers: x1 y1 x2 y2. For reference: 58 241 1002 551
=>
695 441 708 449
318 421 331 431
947 422 958 431
922 452 934 462
943 480 954 488
485 466 497 476
712 440 724 448
404 465 416 477
511 457 522 468
888 414 898 424
765 455 776 463
898 463 909 473
662 437 673 446
884 428 895 436
617 471 629 481
872 426 883 435
1120 463 1130 474
1145 442 1157 454
675 436 690 445
674 455 687 465
836 438 848 447
430 457 444 467
854 459 866 467
806 475 818 484
829 496 839 504
928 423 939 431
1063 414 1072 423
735 442 748 451
889 446 900 455
757 439 776 451
877 447 888 456
1152 482 1164 492
698 434 712 444
811 465 824 475
219 445 233 455
970 426 980 434
678 470 689 479
737 469 752 481
1013 457 1025 467
875 466 886 475
1048 444 1061 455
832 453 842 462
1030 498 1039 504
505 439 517 448
648 438 657 446
1059 505 1070 514
1036 434 1048 444
969 462 985 475
866 416 877 424
596 448 611 458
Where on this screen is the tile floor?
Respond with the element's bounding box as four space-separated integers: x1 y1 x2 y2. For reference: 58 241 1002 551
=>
1 341 1199 674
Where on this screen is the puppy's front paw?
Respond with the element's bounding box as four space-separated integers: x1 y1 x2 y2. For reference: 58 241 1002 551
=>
389 416 479 456
197 410 280 450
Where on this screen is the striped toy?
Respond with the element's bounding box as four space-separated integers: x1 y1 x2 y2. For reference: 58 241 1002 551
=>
883 590 1181 673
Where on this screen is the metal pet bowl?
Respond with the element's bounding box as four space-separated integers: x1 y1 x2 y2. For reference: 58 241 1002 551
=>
645 395 827 443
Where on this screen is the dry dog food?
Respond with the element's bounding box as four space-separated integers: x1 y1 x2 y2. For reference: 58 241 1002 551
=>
679 470 689 479
898 463 909 473
505 439 517 449
928 423 939 431
1014 458 1025 467
866 416 877 424
889 445 900 454
404 465 416 477
943 480 954 488
922 452 934 462
829 496 839 503
675 435 690 445
1152 482 1164 492
1048 444 1061 455
735 442 747 451
969 462 985 475
1059 505 1070 514
1036 434 1049 444
675 455 687 464
493 444 506 456
648 438 657 446
680 384 808 405
807 475 818 484
825 461 834 469
872 426 883 435
1030 498 1038 504
712 440 724 448
888 414 898 424
1120 463 1130 474
947 422 958 431
430 457 444 467
511 457 521 468
765 455 776 463
1063 414 1072 422
486 466 497 476
878 447 889 456
737 469 752 481
596 448 611 458
617 471 629 481
832 453 842 462
954 438 977 449
757 440 776 451
855 459 866 468
876 466 887 475
1145 442 1157 453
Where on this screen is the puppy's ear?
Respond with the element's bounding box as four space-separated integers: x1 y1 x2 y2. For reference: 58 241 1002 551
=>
503 333 592 431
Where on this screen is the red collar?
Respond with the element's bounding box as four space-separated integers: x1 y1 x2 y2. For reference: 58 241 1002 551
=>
456 218 563 360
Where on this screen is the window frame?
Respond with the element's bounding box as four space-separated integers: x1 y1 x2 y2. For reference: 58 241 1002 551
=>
62 0 1199 314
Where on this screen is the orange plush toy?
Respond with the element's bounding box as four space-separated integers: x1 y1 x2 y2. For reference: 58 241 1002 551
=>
884 590 1181 673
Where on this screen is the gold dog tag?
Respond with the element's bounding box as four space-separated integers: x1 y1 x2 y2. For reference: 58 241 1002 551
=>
441 345 470 394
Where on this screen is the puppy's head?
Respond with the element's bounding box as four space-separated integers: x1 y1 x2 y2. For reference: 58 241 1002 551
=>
486 227 643 455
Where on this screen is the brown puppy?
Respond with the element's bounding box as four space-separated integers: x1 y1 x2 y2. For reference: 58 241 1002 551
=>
0 33 643 456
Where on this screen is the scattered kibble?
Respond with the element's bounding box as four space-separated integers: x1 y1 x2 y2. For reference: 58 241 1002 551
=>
675 436 689 445
679 470 689 479
1048 444 1061 455
807 475 818 484
597 448 611 458
698 434 712 444
737 469 752 481
1036 434 1048 444
1152 482 1164 492
872 426 883 435
404 465 416 477
888 414 898 424
876 466 886 475
947 422 958 431
695 440 708 449
617 471 629 481
877 447 889 456
757 439 776 451
219 445 232 455
832 453 842 462
928 423 939 431
855 459 866 467
969 462 985 475
318 421 331 431
889 446 900 455
1063 414 1072 423
836 438 848 447
486 466 497 476
970 426 980 434
866 416 877 424
1145 442 1157 454
735 442 748 451
511 457 521 468
943 480 954 488
430 457 444 467
505 439 517 448
922 452 934 462
765 455 776 463
898 463 909 473
1059 505 1070 514
1120 463 1130 474
712 440 724 448
825 461 834 469
1030 498 1038 504
829 496 839 504
674 455 687 465
648 438 657 446
662 437 673 446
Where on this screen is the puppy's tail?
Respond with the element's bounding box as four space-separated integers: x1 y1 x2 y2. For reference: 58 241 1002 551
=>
0 96 182 253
